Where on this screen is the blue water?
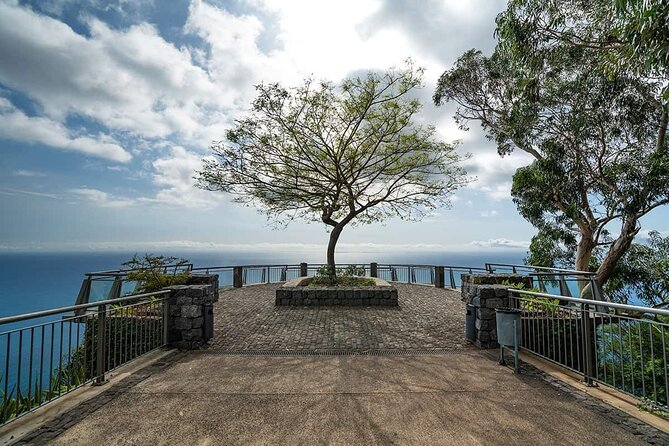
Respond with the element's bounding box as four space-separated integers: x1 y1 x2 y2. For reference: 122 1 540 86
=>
0 250 526 317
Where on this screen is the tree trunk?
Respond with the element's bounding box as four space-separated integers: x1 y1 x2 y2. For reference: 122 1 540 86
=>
326 224 345 277
574 232 595 295
596 217 639 286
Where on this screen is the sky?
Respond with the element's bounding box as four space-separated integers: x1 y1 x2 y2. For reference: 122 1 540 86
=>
1 0 668 259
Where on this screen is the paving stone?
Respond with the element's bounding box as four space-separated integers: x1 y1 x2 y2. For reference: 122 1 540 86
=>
207 283 470 351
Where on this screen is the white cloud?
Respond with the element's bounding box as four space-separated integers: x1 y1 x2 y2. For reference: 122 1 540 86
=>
463 151 534 200
470 238 530 249
70 188 136 208
0 2 224 145
0 98 131 162
0 188 60 199
13 169 46 177
0 0 518 222
148 146 221 208
479 210 499 218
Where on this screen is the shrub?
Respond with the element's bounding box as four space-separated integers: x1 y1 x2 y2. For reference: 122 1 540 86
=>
502 280 559 315
123 254 191 293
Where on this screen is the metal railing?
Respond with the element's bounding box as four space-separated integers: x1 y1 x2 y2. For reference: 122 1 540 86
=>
0 290 170 425
75 262 192 306
509 288 669 408
190 263 488 288
485 263 605 300
374 264 487 287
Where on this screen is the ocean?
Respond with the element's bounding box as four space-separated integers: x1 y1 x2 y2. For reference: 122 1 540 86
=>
0 250 526 318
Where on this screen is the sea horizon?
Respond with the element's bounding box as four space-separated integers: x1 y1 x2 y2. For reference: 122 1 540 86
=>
0 249 527 317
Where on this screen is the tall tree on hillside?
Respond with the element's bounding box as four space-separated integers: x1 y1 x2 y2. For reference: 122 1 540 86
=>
197 63 468 276
433 0 669 291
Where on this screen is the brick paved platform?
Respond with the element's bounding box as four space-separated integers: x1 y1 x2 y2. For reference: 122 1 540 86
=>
207 283 469 351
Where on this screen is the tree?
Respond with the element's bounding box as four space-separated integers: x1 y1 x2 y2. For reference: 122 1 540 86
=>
197 63 468 275
606 231 669 306
433 0 669 291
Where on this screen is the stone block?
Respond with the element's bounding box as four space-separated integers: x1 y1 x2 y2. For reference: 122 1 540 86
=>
477 287 496 299
176 295 193 305
174 318 192 330
475 318 494 331
183 328 203 341
477 308 496 320
482 298 503 308
181 304 202 318
191 317 203 329
169 306 181 317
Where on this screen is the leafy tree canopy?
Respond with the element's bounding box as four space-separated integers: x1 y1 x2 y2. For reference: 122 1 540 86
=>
606 231 669 306
434 0 669 291
198 62 468 273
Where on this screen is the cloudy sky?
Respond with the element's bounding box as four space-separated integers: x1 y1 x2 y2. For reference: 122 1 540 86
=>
1 0 666 258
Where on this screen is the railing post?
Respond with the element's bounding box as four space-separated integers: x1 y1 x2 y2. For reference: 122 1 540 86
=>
233 266 243 288
370 262 378 278
107 276 123 301
580 302 595 386
75 277 92 306
300 262 308 277
162 297 170 346
449 268 456 289
435 266 445 288
94 304 107 385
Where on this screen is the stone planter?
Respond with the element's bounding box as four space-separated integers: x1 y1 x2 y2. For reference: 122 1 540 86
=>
276 277 398 307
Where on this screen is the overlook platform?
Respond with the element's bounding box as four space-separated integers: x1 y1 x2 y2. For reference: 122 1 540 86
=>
209 283 468 351
7 283 669 445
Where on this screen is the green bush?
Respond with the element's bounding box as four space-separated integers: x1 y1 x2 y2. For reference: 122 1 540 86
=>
313 264 372 286
502 280 559 315
123 254 191 293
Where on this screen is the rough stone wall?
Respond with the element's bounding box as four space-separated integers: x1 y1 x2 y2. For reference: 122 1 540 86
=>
186 274 219 302
166 275 219 350
461 274 532 349
276 287 398 307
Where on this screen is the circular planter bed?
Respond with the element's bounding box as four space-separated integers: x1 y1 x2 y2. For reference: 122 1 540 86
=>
276 276 398 307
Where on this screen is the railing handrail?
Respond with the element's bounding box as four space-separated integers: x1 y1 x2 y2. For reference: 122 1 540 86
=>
0 290 171 326
190 263 488 270
86 263 194 276
486 263 597 276
508 288 669 317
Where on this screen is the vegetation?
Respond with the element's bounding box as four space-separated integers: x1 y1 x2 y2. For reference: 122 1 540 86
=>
0 349 87 423
197 62 468 277
502 280 559 315
123 254 191 293
434 0 669 292
0 311 161 424
606 231 669 307
309 265 375 287
597 316 669 406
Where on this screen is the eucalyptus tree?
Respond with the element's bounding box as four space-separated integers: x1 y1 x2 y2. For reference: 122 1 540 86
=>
433 0 669 289
198 64 468 275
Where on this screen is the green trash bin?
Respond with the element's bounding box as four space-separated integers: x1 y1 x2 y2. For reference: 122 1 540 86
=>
495 307 521 373
496 308 521 346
